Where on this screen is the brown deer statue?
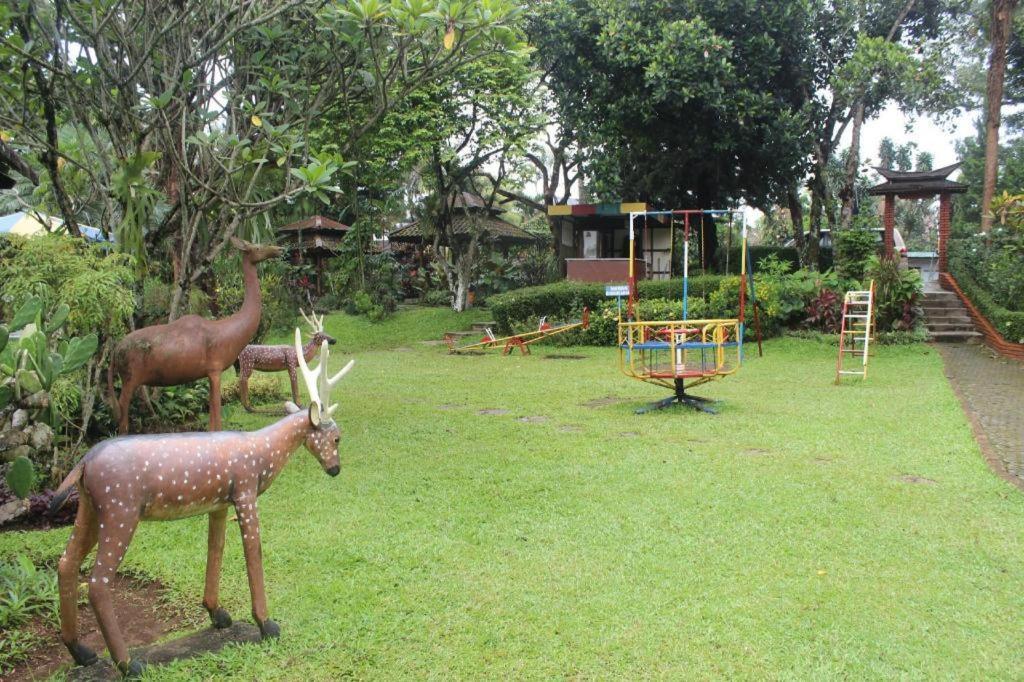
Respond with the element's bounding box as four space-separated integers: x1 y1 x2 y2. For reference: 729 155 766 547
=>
52 330 354 678
108 237 283 433
234 310 336 411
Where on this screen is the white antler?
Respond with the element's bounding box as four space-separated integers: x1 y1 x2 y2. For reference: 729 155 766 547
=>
294 327 353 419
300 308 319 332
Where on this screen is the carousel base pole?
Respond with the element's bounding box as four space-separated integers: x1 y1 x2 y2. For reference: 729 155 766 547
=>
635 379 717 415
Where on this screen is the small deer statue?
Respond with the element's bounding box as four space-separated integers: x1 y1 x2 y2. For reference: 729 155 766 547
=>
52 330 354 678
234 309 336 411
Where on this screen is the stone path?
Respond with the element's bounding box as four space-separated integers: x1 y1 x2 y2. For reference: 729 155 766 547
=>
936 343 1024 485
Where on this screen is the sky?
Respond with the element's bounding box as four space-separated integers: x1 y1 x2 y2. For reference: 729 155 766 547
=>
853 104 981 173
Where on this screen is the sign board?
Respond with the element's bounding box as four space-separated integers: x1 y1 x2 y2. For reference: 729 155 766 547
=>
605 285 629 297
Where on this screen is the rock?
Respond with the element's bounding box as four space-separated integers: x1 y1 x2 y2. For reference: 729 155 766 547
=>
1 444 34 463
0 428 30 450
11 408 28 429
28 422 53 451
0 498 30 526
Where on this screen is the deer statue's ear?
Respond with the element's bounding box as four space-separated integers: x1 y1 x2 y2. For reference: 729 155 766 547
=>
308 401 321 427
284 401 301 414
229 236 247 251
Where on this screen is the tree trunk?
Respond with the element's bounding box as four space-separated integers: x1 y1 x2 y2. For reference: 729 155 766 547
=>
787 186 806 259
981 0 1018 232
839 103 866 231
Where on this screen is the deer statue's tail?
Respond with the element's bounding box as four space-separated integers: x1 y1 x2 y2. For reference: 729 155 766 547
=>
49 460 85 514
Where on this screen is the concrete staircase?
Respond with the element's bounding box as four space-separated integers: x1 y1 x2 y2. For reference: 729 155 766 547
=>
921 289 981 343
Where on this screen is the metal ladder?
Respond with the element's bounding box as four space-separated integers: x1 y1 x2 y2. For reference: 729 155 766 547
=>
835 280 875 383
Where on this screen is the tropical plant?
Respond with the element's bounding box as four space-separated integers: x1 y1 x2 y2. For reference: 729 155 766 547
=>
865 255 922 331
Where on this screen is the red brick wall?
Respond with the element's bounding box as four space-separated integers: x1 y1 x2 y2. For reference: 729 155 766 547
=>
940 273 1024 360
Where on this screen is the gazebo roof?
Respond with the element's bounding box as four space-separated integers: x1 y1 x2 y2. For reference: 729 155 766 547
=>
278 215 351 232
389 213 536 244
867 163 967 196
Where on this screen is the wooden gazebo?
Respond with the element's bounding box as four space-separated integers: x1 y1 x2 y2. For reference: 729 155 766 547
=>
867 163 967 272
277 215 350 295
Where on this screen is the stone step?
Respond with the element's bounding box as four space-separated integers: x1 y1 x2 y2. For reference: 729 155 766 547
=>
923 313 972 323
922 290 957 299
925 322 977 332
928 330 983 342
443 330 476 338
470 321 497 331
921 303 969 313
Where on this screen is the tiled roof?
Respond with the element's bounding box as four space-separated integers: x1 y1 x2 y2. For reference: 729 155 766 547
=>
278 215 350 232
389 214 536 244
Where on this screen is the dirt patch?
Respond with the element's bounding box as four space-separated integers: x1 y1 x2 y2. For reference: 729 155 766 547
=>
5 574 194 682
740 448 771 457
896 474 938 485
516 416 548 423
619 431 640 438
582 396 628 409
419 340 447 346
436 404 462 411
542 354 587 360
558 425 583 433
477 409 509 416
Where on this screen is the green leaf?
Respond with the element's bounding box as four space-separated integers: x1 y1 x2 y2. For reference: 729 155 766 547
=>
60 334 99 374
45 304 69 333
6 456 36 500
0 325 7 354
0 385 11 410
9 298 42 332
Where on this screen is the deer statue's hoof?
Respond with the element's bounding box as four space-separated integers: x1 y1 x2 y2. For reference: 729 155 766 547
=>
116 658 145 679
65 640 98 666
258 618 280 640
209 606 233 629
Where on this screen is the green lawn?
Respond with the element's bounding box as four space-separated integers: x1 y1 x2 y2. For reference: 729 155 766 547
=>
4 308 1024 679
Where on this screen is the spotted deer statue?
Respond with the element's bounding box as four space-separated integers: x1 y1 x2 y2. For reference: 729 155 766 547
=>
234 309 336 412
51 330 354 678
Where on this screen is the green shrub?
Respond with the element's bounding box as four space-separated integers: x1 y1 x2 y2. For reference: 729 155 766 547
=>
221 373 285 405
950 269 1024 343
0 233 135 338
865 255 922 331
833 229 878 281
949 230 1024 313
489 276 727 334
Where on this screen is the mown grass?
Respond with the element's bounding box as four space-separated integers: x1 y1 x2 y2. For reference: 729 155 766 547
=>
3 307 1023 679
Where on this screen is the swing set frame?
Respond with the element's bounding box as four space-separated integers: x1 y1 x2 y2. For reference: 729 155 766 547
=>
618 209 762 413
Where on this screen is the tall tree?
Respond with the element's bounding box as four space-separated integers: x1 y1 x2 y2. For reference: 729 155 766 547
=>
981 0 1020 231
0 0 525 317
528 0 814 263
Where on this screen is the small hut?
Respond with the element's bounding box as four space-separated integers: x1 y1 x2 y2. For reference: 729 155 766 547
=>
277 215 351 295
388 193 536 252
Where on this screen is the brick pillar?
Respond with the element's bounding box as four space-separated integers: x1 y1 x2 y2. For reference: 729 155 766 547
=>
883 195 895 258
938 193 951 273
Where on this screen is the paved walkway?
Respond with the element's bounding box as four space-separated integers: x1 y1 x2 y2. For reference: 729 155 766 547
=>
936 343 1024 485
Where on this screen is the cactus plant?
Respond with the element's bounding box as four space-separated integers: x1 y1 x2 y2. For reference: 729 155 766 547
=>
6 455 36 499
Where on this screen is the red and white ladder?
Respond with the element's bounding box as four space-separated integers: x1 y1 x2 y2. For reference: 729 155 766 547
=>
835 280 875 383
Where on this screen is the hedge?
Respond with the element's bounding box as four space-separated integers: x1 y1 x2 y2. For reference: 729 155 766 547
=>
489 276 727 334
949 267 1024 344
